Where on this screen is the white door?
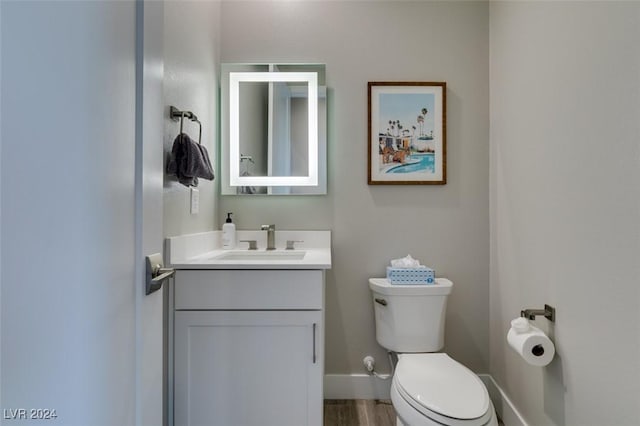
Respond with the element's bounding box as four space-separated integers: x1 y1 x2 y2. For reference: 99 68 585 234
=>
174 310 323 426
0 1 165 425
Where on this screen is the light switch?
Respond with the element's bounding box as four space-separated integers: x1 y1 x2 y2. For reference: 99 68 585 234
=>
190 188 199 214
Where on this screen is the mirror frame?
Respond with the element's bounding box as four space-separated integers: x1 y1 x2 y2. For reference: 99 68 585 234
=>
229 71 318 187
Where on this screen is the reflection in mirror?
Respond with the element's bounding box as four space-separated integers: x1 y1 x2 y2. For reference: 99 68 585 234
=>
221 64 327 195
230 72 317 189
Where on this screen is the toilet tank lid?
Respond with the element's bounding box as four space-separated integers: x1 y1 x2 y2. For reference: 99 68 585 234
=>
368 278 452 295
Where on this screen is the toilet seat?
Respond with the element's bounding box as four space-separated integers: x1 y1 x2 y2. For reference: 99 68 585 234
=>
393 353 495 426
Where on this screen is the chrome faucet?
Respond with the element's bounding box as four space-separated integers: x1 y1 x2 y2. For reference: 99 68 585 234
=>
261 224 276 250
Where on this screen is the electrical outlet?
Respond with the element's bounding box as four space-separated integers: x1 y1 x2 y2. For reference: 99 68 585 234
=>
190 188 199 214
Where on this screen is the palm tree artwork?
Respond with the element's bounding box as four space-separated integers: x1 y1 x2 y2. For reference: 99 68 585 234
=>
369 83 445 183
418 108 431 140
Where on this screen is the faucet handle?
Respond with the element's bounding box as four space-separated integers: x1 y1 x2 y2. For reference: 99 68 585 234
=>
261 224 276 231
239 240 258 250
286 240 304 250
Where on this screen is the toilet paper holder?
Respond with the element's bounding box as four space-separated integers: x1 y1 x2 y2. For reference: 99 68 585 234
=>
521 304 556 322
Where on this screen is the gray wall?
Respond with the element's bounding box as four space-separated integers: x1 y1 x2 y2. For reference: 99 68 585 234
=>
490 2 640 425
163 0 221 238
219 1 490 374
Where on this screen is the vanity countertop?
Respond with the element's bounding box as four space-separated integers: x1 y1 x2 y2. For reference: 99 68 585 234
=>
166 230 331 270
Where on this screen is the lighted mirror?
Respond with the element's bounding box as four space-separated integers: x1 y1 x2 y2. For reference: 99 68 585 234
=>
220 64 327 195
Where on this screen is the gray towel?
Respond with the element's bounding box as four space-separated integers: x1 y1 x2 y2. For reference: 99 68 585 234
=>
167 133 214 187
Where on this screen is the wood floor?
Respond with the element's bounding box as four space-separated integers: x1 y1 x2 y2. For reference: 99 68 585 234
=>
323 399 504 426
324 400 396 426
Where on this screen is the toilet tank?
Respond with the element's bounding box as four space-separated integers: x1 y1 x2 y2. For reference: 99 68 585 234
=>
369 278 453 352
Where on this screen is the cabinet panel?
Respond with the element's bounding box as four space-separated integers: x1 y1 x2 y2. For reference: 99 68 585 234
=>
174 310 323 426
175 270 323 310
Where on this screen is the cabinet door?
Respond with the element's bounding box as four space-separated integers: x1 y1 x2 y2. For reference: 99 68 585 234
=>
174 311 323 426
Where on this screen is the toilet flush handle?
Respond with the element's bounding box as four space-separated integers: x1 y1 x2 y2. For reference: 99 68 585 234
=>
375 298 387 306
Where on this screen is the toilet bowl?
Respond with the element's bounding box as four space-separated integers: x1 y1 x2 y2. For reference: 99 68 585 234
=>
391 353 497 426
368 278 498 426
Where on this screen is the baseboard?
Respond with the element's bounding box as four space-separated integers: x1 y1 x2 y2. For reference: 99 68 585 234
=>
324 374 392 399
325 373 527 426
478 374 528 426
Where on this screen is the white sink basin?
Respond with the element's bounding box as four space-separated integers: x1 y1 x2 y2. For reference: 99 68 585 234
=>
212 250 307 261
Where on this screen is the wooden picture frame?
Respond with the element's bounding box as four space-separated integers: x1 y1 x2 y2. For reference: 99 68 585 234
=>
368 82 446 185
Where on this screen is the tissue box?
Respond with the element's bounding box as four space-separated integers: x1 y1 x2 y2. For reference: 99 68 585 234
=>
386 266 435 285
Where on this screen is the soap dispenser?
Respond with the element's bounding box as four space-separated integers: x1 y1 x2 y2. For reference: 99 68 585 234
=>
222 212 236 250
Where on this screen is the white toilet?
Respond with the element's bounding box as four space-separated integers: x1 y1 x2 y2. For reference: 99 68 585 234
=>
369 278 498 426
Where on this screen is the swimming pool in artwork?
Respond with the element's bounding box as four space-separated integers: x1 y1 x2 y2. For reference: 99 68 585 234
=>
387 153 435 174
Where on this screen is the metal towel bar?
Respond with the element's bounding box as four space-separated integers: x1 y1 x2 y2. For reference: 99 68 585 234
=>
170 105 202 144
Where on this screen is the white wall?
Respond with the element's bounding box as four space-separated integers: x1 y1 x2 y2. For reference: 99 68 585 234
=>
219 1 490 375
163 0 221 238
490 2 640 425
1 1 138 424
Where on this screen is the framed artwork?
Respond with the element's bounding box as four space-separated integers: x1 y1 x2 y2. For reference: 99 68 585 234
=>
368 82 446 185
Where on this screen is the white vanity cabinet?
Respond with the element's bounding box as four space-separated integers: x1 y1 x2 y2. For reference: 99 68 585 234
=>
172 269 324 426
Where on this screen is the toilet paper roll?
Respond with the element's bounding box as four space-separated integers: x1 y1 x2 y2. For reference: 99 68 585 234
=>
507 322 555 366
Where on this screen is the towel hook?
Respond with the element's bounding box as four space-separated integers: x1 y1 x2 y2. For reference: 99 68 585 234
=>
240 154 254 174
170 106 202 144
